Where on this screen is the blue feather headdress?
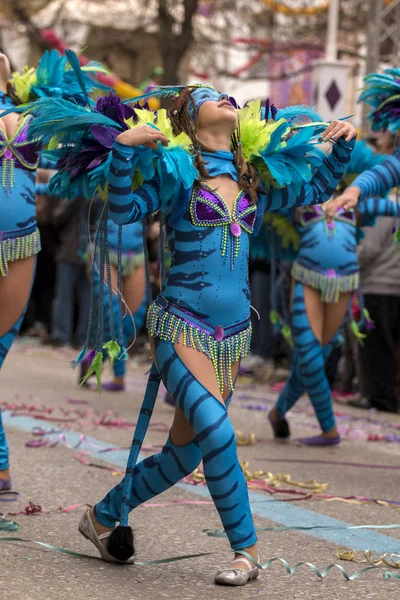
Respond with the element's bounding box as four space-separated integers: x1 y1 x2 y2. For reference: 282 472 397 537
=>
10 49 109 107
359 68 400 133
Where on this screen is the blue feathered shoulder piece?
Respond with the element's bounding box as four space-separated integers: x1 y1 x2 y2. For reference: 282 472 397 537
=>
240 100 327 196
10 49 109 107
359 68 400 133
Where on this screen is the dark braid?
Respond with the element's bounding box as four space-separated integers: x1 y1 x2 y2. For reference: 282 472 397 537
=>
168 87 260 204
5 82 22 106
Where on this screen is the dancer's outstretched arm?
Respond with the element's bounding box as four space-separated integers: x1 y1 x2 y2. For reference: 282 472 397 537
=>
327 148 400 216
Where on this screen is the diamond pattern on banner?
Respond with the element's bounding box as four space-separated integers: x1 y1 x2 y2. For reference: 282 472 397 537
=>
325 80 341 111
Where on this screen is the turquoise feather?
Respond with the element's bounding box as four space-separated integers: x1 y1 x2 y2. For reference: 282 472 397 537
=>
275 105 323 124
123 85 186 105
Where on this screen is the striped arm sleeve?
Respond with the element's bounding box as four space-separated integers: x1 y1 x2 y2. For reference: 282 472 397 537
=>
35 182 49 195
358 196 400 218
39 156 57 170
107 142 161 225
266 137 355 211
352 148 400 199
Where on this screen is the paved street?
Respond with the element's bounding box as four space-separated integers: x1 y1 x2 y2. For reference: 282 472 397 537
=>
1 338 400 600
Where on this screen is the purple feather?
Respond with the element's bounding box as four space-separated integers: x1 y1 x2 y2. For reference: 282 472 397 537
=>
265 99 270 121
271 104 278 120
84 349 97 364
95 93 134 128
90 124 120 148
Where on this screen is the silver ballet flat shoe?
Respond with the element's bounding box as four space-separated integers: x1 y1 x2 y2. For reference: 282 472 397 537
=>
215 555 260 586
78 509 135 564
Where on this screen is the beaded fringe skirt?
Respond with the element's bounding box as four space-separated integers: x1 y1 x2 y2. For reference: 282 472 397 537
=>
0 226 41 277
291 261 359 304
146 295 252 393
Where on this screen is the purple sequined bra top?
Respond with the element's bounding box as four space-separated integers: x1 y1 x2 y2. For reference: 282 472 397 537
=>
297 205 356 227
0 116 41 195
190 182 257 268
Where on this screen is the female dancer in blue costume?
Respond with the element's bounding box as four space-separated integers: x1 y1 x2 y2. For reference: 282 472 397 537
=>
0 53 42 491
267 141 400 446
0 49 107 492
28 74 356 584
328 67 400 215
84 217 147 391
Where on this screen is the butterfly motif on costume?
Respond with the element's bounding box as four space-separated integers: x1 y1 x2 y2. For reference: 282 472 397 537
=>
190 183 257 268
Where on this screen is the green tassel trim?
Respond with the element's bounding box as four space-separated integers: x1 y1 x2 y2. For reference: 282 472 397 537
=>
146 302 252 393
0 228 41 276
291 262 359 303
270 310 294 349
102 340 122 369
108 251 145 276
79 351 104 393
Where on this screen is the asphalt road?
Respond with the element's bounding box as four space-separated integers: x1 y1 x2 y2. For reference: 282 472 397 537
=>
1 339 400 600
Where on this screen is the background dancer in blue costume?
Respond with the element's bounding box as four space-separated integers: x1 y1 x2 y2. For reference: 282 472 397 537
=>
328 66 400 216
81 215 147 391
28 71 356 584
0 49 107 492
266 141 400 446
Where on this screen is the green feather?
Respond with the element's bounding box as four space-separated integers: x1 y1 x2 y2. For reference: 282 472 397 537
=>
282 325 294 349
79 351 104 392
270 310 279 326
350 321 367 345
102 340 121 369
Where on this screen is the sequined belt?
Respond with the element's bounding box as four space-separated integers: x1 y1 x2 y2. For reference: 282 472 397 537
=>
146 295 252 392
0 225 41 276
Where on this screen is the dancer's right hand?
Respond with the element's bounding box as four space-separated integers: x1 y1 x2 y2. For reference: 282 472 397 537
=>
116 124 169 150
325 186 361 219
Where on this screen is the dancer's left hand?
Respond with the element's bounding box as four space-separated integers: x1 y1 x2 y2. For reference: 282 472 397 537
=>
320 120 357 143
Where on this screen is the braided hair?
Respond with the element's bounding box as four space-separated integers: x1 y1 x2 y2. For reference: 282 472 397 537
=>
168 87 260 203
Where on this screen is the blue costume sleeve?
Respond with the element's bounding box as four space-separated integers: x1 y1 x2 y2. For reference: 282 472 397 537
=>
352 148 400 199
265 138 355 211
107 142 162 225
39 156 57 170
358 196 400 218
35 182 49 195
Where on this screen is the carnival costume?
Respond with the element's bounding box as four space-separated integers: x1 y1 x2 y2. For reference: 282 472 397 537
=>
0 50 107 488
23 54 355 580
90 217 147 390
352 67 400 196
268 141 400 445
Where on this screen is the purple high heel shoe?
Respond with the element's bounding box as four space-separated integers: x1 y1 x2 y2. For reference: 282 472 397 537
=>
0 478 12 491
300 434 341 447
102 381 125 392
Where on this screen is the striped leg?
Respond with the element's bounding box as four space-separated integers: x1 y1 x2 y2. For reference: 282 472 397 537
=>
95 339 257 551
275 340 339 417
156 340 256 550
92 268 147 379
95 433 202 527
290 282 335 433
113 294 146 379
0 403 9 470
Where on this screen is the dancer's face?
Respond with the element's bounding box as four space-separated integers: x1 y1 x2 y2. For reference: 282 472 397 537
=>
192 88 238 134
0 53 11 86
